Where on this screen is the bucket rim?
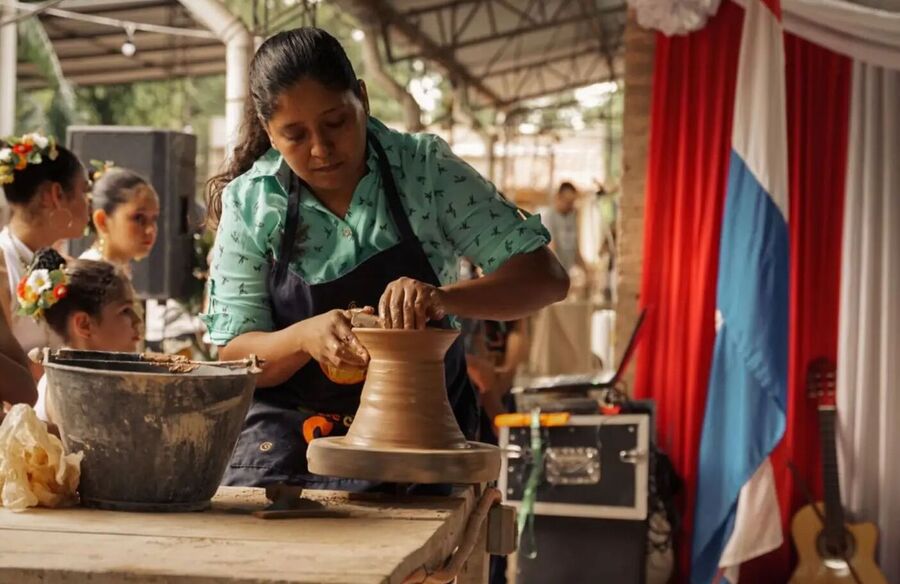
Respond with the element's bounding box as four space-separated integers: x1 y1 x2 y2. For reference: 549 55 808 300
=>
42 359 259 381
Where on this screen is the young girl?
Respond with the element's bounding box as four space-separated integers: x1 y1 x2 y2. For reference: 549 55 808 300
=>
81 167 159 275
17 248 141 421
0 133 91 364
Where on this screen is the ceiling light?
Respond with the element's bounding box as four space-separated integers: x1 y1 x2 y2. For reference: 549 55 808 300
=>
121 24 136 57
351 29 365 42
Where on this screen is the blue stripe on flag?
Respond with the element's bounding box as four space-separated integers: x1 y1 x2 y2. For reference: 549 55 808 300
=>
691 150 788 584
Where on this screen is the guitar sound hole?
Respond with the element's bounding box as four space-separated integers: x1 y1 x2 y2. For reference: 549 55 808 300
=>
816 529 856 565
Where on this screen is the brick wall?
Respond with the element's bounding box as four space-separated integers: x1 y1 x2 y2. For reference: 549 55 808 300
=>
617 11 655 391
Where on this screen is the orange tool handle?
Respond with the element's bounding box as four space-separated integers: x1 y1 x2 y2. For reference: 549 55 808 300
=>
494 412 571 428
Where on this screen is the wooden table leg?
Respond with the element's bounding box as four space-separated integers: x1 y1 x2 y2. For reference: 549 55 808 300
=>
455 518 489 584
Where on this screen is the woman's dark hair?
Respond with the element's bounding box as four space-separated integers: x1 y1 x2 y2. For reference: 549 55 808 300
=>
0 142 83 207
29 248 132 341
205 27 359 229
89 168 152 233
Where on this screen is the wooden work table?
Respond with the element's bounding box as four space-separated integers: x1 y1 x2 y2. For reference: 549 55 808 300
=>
0 486 512 584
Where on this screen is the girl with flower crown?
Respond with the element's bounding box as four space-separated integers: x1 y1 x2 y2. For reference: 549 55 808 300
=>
0 133 90 371
18 248 141 421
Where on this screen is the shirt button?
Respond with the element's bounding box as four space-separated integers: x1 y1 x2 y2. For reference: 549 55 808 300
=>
342 227 353 238
259 441 273 452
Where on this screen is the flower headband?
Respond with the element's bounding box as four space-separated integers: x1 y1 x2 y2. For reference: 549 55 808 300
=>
16 265 69 321
89 159 115 183
0 133 59 186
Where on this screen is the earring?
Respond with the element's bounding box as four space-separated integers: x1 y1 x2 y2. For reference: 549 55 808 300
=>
51 208 74 230
97 236 106 256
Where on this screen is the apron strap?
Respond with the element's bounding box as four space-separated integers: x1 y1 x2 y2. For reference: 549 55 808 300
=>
274 173 302 282
369 135 416 242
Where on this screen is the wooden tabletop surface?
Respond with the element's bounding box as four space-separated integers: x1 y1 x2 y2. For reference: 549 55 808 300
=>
0 486 485 584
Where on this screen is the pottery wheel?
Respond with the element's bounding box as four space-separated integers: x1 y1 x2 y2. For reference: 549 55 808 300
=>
306 328 502 484
308 438 500 484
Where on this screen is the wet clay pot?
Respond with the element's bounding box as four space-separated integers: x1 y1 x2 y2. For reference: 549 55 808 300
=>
307 328 500 484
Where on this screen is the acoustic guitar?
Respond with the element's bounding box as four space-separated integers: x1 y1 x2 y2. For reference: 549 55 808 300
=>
789 358 886 584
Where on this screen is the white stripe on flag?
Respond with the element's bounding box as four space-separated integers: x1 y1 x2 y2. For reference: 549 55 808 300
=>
731 0 790 221
719 458 784 582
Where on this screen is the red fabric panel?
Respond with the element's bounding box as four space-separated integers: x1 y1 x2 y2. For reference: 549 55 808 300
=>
633 2 744 580
760 0 783 19
740 33 852 583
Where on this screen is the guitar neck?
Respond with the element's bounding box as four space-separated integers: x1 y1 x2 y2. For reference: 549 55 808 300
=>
818 407 846 542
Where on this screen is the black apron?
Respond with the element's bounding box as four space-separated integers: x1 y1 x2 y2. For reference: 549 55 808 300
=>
222 135 479 489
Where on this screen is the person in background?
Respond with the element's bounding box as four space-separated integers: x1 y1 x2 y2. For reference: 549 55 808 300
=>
466 319 528 441
0 133 90 375
458 259 528 442
16 248 140 422
81 167 159 277
80 167 159 349
541 181 585 275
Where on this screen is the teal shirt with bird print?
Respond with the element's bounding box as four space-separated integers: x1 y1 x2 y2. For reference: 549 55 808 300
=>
202 117 550 346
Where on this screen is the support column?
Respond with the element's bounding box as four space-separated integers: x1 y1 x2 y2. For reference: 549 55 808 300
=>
0 5 17 136
617 10 655 391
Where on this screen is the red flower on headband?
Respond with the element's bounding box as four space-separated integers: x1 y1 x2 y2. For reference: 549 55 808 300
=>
53 283 67 300
12 143 32 155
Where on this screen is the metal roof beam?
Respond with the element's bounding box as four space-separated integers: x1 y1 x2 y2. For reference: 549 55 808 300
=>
388 1 624 60
338 0 504 106
18 58 224 88
479 46 615 79
492 60 622 109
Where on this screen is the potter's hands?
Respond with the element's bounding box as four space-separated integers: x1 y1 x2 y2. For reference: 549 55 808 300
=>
378 277 446 330
297 309 371 369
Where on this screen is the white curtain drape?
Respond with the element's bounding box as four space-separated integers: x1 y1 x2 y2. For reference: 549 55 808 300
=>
783 0 900 70
837 61 900 583
725 0 900 70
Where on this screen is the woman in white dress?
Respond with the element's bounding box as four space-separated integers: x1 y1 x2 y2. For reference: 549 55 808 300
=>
0 134 90 376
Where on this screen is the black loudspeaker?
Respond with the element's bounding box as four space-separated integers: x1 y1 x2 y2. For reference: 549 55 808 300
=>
67 127 196 300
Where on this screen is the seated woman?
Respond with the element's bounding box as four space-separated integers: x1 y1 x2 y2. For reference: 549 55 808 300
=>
16 248 141 422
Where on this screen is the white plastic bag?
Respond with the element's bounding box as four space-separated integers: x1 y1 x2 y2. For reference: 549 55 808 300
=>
0 404 82 510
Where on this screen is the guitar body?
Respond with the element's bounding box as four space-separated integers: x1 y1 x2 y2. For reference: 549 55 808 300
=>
790 503 886 584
